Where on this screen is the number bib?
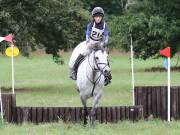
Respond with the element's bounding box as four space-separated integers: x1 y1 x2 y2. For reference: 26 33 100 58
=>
90 22 105 41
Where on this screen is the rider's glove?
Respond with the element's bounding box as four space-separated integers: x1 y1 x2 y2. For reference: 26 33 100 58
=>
100 42 105 48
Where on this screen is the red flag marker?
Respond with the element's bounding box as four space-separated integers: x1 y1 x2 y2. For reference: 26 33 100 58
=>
4 34 13 43
160 47 171 58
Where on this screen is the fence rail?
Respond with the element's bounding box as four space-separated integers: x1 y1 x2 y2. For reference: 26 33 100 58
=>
0 93 143 124
0 93 16 122
135 86 180 120
14 106 143 124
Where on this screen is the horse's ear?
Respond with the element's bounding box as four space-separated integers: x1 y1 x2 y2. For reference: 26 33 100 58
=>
102 46 108 53
99 45 105 52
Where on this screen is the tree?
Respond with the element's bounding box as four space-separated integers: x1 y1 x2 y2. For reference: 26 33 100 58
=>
112 0 180 60
81 0 126 15
0 0 89 64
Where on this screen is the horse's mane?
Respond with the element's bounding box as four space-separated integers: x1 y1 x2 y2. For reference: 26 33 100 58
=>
92 45 105 53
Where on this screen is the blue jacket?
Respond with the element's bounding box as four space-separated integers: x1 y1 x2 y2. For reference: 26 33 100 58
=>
86 20 109 44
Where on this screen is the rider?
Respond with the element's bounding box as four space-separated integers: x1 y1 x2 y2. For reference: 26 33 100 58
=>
70 7 109 81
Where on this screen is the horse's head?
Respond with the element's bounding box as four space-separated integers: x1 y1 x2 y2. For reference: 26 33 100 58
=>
92 47 111 76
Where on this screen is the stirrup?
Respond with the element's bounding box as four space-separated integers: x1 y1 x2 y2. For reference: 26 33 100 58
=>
70 71 77 80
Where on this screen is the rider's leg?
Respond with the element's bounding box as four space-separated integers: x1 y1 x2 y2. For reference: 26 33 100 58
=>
70 54 85 80
70 47 92 80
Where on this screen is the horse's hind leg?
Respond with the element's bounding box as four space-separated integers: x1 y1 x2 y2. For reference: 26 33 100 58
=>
90 93 102 128
80 95 88 126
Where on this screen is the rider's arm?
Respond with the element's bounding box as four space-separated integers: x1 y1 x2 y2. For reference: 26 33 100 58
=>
103 23 109 45
86 22 93 44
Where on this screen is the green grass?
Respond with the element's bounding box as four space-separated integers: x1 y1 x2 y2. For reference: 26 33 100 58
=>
0 52 180 134
1 120 180 135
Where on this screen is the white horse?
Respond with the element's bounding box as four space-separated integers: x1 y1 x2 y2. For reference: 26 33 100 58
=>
69 41 111 127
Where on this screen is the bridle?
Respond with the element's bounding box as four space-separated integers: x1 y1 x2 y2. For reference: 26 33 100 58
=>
86 50 109 96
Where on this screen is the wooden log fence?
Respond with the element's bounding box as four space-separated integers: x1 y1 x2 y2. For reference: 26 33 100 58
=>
0 93 16 122
135 86 180 120
14 106 143 124
2 86 180 122
0 93 143 124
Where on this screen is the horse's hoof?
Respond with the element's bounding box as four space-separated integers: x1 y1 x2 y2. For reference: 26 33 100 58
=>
90 117 95 128
90 122 94 129
83 123 87 128
83 119 88 126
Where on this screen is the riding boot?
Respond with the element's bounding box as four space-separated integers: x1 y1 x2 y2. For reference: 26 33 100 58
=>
70 54 85 80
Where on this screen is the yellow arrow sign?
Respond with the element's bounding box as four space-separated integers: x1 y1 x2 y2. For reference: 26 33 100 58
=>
5 46 20 57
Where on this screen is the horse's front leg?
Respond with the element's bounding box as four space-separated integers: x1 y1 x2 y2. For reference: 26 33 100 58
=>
90 107 96 128
83 107 88 126
80 95 88 126
90 93 102 128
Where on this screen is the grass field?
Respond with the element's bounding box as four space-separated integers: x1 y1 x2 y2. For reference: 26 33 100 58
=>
1 120 180 135
0 52 180 134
